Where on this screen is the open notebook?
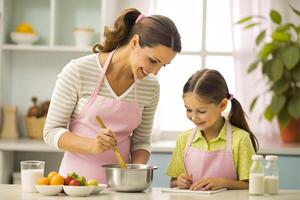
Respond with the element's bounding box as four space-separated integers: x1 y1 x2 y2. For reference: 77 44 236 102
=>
161 187 227 195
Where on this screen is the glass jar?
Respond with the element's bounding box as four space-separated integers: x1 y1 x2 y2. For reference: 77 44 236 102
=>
249 155 264 195
264 155 279 195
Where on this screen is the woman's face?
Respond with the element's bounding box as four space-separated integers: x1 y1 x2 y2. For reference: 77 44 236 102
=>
183 93 227 131
130 35 177 80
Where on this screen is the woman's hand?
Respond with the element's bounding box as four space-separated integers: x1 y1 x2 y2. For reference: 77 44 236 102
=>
190 178 227 191
176 173 193 189
90 128 117 154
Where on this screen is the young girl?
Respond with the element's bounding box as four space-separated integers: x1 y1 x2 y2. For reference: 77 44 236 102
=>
166 69 258 191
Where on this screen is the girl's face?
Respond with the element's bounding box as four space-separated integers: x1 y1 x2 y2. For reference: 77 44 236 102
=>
183 92 227 130
130 35 177 80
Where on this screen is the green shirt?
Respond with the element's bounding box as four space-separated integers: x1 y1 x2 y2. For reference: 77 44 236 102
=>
166 123 256 181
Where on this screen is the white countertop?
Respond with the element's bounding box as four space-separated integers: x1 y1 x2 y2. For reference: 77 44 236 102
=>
0 136 299 155
0 184 299 200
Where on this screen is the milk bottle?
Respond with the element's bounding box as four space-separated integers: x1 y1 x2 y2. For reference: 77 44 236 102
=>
264 155 279 195
249 155 264 195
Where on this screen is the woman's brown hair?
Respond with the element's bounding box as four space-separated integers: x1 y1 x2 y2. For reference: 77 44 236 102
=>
93 8 181 53
183 69 259 152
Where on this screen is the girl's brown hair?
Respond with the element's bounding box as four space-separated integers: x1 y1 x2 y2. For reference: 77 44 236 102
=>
183 69 259 152
93 8 181 53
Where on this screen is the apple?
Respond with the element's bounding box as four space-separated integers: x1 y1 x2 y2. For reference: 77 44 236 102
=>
87 179 99 186
64 176 73 185
69 179 81 186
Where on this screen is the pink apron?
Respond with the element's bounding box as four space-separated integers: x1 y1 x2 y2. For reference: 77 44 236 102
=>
59 50 142 183
184 120 237 183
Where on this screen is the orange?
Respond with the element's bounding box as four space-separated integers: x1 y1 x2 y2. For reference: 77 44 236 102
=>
16 23 34 33
36 177 50 185
47 171 58 180
50 174 64 185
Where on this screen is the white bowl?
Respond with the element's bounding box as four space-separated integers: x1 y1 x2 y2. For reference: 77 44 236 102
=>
63 185 94 197
10 32 39 45
91 184 107 195
35 185 63 196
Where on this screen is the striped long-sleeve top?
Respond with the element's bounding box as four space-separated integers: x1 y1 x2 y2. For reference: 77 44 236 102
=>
43 54 159 153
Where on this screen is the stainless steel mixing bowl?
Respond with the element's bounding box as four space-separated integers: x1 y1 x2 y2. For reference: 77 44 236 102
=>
102 164 158 192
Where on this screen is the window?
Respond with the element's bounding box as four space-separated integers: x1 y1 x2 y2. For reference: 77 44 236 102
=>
155 0 234 133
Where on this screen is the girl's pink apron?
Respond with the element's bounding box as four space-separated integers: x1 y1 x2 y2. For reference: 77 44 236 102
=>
184 120 237 183
59 50 142 183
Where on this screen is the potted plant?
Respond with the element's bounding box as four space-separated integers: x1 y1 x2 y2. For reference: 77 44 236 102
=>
238 4 300 143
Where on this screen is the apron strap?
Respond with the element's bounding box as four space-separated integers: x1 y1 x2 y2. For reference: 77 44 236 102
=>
183 128 197 161
183 128 197 175
92 50 116 98
133 76 139 103
72 51 115 121
225 120 232 152
93 49 139 104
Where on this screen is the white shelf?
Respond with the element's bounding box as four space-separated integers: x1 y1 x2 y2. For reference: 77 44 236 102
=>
1 44 92 53
0 139 60 152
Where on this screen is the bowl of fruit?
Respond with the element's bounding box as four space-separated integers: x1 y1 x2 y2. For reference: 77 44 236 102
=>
35 171 64 196
63 172 105 197
35 171 105 196
10 23 39 45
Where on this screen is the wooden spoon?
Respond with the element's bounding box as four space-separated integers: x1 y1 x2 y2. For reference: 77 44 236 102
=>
95 115 127 168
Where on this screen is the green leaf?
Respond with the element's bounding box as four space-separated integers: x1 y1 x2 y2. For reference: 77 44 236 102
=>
296 26 300 34
271 32 290 42
249 96 259 112
290 4 300 17
236 15 266 24
244 23 260 29
264 61 274 81
281 46 300 69
259 43 274 59
270 95 286 114
236 16 253 24
278 109 291 128
276 23 298 34
264 105 274 121
272 78 289 94
288 96 300 118
276 23 292 32
262 60 272 75
284 69 293 80
271 58 284 82
256 30 266 45
270 9 282 24
292 63 300 81
248 61 259 73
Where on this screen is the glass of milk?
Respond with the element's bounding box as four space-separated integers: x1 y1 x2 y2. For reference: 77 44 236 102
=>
20 160 45 192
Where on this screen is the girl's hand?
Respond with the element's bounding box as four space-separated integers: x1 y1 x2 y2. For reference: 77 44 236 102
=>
176 173 193 189
190 178 227 191
90 129 117 153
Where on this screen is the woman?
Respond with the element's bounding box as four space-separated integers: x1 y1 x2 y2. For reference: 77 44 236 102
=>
44 8 181 183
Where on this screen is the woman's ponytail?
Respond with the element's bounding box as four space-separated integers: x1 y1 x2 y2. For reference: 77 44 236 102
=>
93 8 181 53
93 8 141 53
